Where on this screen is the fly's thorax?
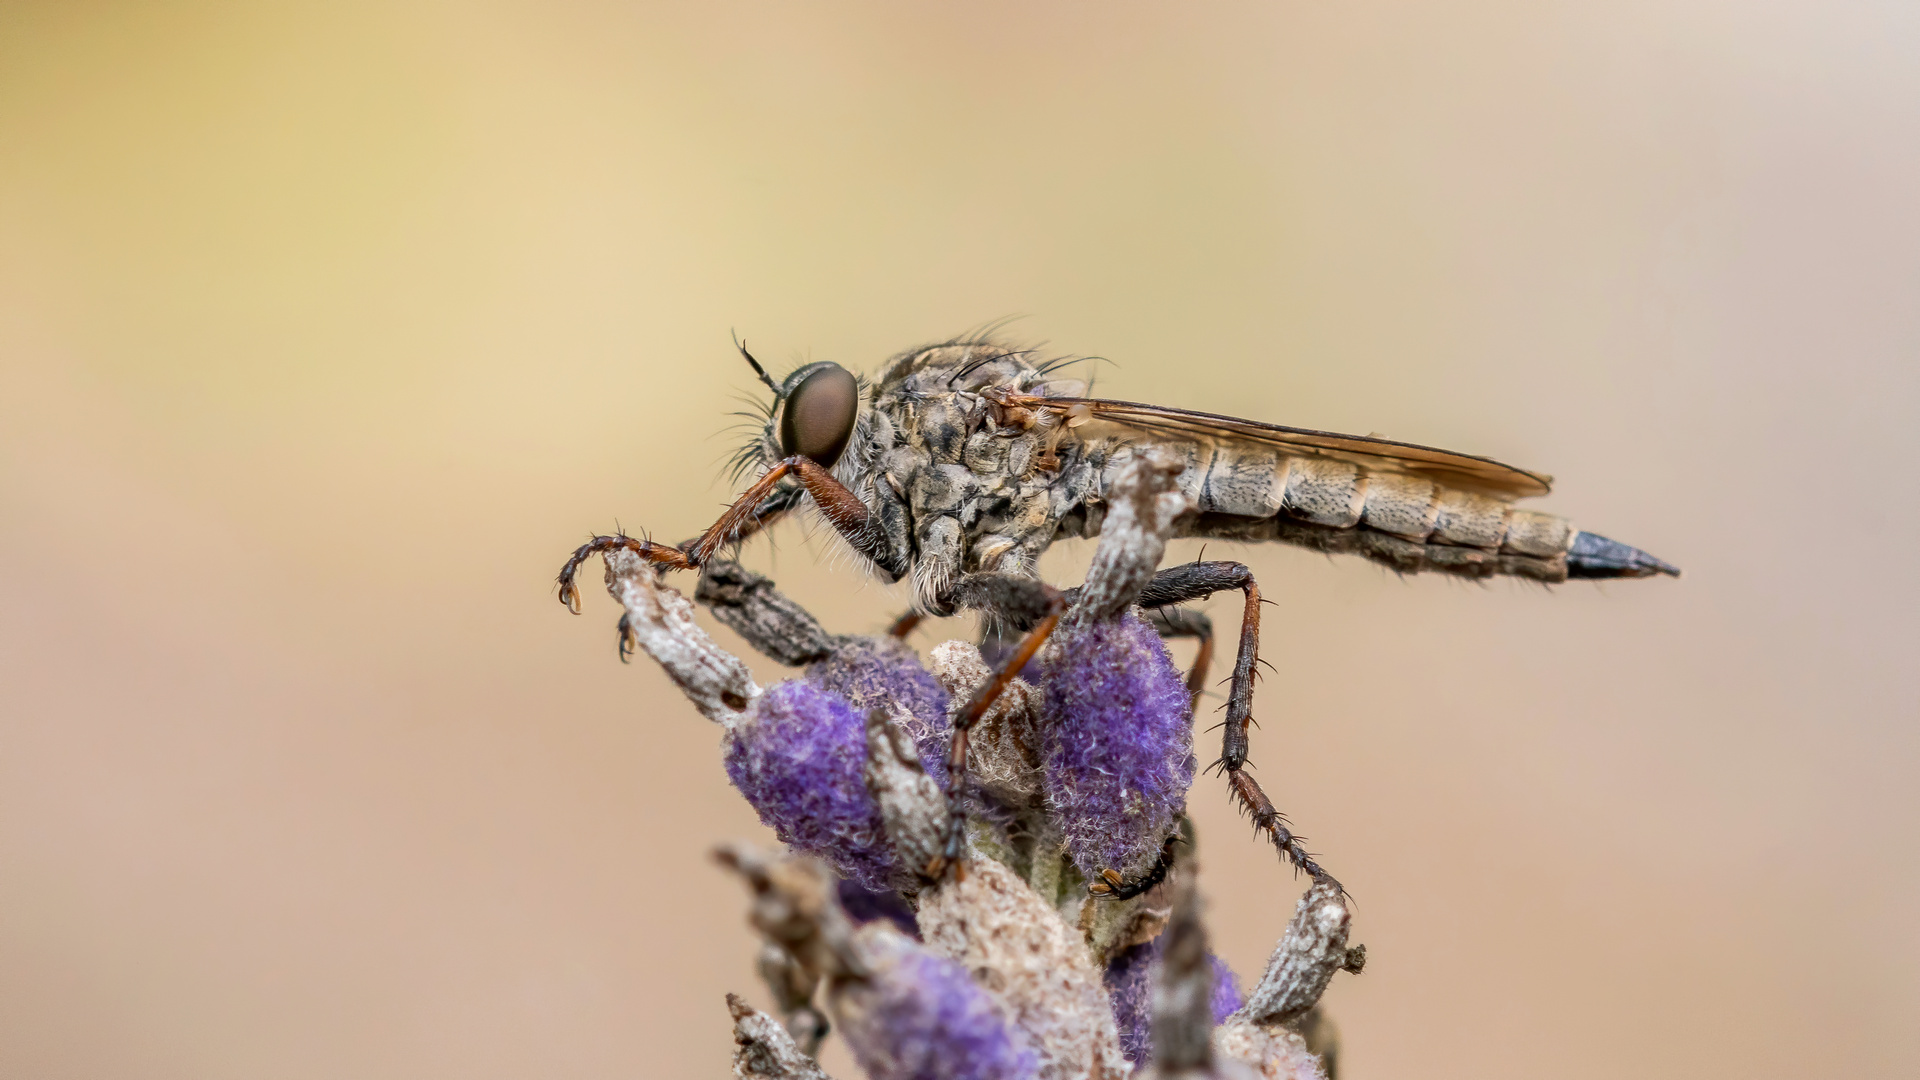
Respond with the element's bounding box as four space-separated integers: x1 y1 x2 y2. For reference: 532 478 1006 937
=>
856 338 1112 608
870 339 1057 401
869 400 1083 608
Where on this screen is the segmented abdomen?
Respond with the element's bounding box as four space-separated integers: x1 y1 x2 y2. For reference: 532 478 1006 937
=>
1089 443 1574 582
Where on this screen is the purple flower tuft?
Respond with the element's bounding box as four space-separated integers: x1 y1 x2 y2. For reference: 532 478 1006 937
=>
807 637 951 773
838 930 1038 1080
1103 936 1244 1065
723 681 894 890
1209 951 1246 1023
1040 611 1195 877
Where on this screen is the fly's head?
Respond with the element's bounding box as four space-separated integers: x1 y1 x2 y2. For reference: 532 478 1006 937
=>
729 342 869 483
727 341 907 565
727 334 1098 604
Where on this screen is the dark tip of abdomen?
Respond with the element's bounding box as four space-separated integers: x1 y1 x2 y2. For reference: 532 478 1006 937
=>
1566 531 1682 579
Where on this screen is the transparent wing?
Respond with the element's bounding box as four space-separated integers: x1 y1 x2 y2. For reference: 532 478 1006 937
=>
1039 395 1553 499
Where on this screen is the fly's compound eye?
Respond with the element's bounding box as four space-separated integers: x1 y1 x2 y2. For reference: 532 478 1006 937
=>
778 362 859 468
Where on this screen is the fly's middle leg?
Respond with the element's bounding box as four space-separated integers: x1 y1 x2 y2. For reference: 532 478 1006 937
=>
929 573 1066 880
927 452 1184 882
1137 560 1339 889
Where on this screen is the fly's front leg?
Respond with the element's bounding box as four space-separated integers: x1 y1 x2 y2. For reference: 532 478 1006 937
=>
556 456 902 613
928 573 1066 880
555 484 797 613
557 533 695 615
1138 561 1338 889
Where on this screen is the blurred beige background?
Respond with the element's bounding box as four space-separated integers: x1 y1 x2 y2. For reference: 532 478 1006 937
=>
2 2 1915 1077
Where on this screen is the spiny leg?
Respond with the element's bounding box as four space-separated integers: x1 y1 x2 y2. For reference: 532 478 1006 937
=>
1138 560 1338 889
555 484 796 613
928 574 1066 880
556 455 900 612
557 533 688 614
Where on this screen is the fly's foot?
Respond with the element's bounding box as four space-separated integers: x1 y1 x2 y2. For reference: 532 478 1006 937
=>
555 532 695 613
929 813 972 883
616 612 637 663
1087 832 1181 901
1086 869 1126 898
922 849 969 884
1226 767 1344 895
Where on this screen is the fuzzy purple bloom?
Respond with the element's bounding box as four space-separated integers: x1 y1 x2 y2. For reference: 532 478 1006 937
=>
723 681 895 890
838 932 1039 1080
1210 952 1245 1021
836 877 920 938
807 637 951 774
1103 936 1244 1065
1040 611 1196 877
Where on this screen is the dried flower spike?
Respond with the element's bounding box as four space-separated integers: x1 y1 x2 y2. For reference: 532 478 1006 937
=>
807 636 951 774
728 993 833 1080
717 845 1036 1080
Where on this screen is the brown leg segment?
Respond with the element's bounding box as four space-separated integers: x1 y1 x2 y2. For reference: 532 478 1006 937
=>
1137 561 1338 889
928 582 1066 880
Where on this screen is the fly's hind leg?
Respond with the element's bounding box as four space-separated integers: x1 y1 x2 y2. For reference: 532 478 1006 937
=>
1137 560 1339 889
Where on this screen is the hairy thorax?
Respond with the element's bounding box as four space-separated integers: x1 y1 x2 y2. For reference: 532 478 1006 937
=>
856 343 1098 613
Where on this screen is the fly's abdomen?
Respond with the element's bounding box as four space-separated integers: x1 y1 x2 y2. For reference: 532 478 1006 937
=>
1178 444 1579 581
1072 441 1674 581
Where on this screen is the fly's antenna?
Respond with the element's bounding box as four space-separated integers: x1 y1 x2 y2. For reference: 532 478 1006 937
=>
732 330 781 396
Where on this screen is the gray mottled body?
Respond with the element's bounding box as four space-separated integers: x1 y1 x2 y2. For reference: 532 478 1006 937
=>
779 340 1600 613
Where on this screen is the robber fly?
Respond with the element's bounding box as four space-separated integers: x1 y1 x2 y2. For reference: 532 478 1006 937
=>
558 336 1678 888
